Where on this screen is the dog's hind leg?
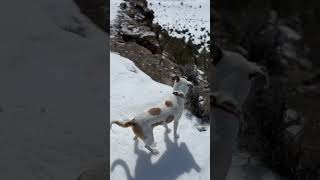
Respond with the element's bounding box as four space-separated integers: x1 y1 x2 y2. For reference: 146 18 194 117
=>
143 129 159 155
132 124 144 141
173 119 180 139
163 122 171 133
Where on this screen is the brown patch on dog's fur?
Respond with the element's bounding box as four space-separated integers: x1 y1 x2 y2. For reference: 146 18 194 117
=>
165 100 173 107
152 121 163 127
148 107 161 115
165 115 175 123
132 123 145 139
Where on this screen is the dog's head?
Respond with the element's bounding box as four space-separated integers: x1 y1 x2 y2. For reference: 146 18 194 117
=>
172 76 193 95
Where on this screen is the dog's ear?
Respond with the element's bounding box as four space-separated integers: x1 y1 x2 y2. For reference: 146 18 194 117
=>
172 75 180 82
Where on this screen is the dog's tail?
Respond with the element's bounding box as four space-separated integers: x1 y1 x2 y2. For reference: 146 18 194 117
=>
111 159 133 180
110 119 136 129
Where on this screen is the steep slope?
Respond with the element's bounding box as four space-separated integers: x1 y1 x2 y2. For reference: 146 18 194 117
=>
110 52 210 180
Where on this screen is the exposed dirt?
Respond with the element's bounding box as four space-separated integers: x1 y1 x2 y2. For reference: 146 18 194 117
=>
111 38 181 86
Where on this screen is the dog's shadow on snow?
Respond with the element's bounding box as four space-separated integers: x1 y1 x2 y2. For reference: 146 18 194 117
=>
111 132 201 180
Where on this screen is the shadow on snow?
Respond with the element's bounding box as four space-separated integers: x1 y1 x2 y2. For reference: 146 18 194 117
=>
111 131 201 180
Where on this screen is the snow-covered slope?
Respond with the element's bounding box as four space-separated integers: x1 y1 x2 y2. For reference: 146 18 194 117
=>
0 0 107 179
148 0 210 48
110 52 210 180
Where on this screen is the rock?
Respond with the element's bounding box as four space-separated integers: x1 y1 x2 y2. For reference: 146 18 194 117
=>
137 35 161 54
282 43 297 60
135 0 147 8
279 25 302 41
127 9 138 18
284 109 298 123
196 125 207 132
142 8 155 21
120 2 127 10
135 13 145 21
285 125 303 137
115 0 161 54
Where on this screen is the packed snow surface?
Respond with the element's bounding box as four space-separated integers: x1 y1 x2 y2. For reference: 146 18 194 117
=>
110 52 210 180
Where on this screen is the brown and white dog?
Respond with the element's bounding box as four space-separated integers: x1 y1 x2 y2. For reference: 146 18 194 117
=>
111 76 193 155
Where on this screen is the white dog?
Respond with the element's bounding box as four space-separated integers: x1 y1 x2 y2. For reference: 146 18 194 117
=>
211 46 268 180
111 76 193 155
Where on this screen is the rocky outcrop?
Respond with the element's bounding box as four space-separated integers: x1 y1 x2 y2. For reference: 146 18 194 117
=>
114 0 162 54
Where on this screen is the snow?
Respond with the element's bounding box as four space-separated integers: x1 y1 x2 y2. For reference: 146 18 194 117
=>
110 52 210 180
148 0 210 48
0 0 107 179
111 0 123 23
198 69 205 75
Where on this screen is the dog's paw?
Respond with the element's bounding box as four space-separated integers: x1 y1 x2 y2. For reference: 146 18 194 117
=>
174 134 180 139
151 150 159 155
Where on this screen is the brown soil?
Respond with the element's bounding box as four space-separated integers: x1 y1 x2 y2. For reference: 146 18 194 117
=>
111 37 181 86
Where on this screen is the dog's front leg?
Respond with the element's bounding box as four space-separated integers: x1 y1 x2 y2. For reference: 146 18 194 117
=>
173 120 179 139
